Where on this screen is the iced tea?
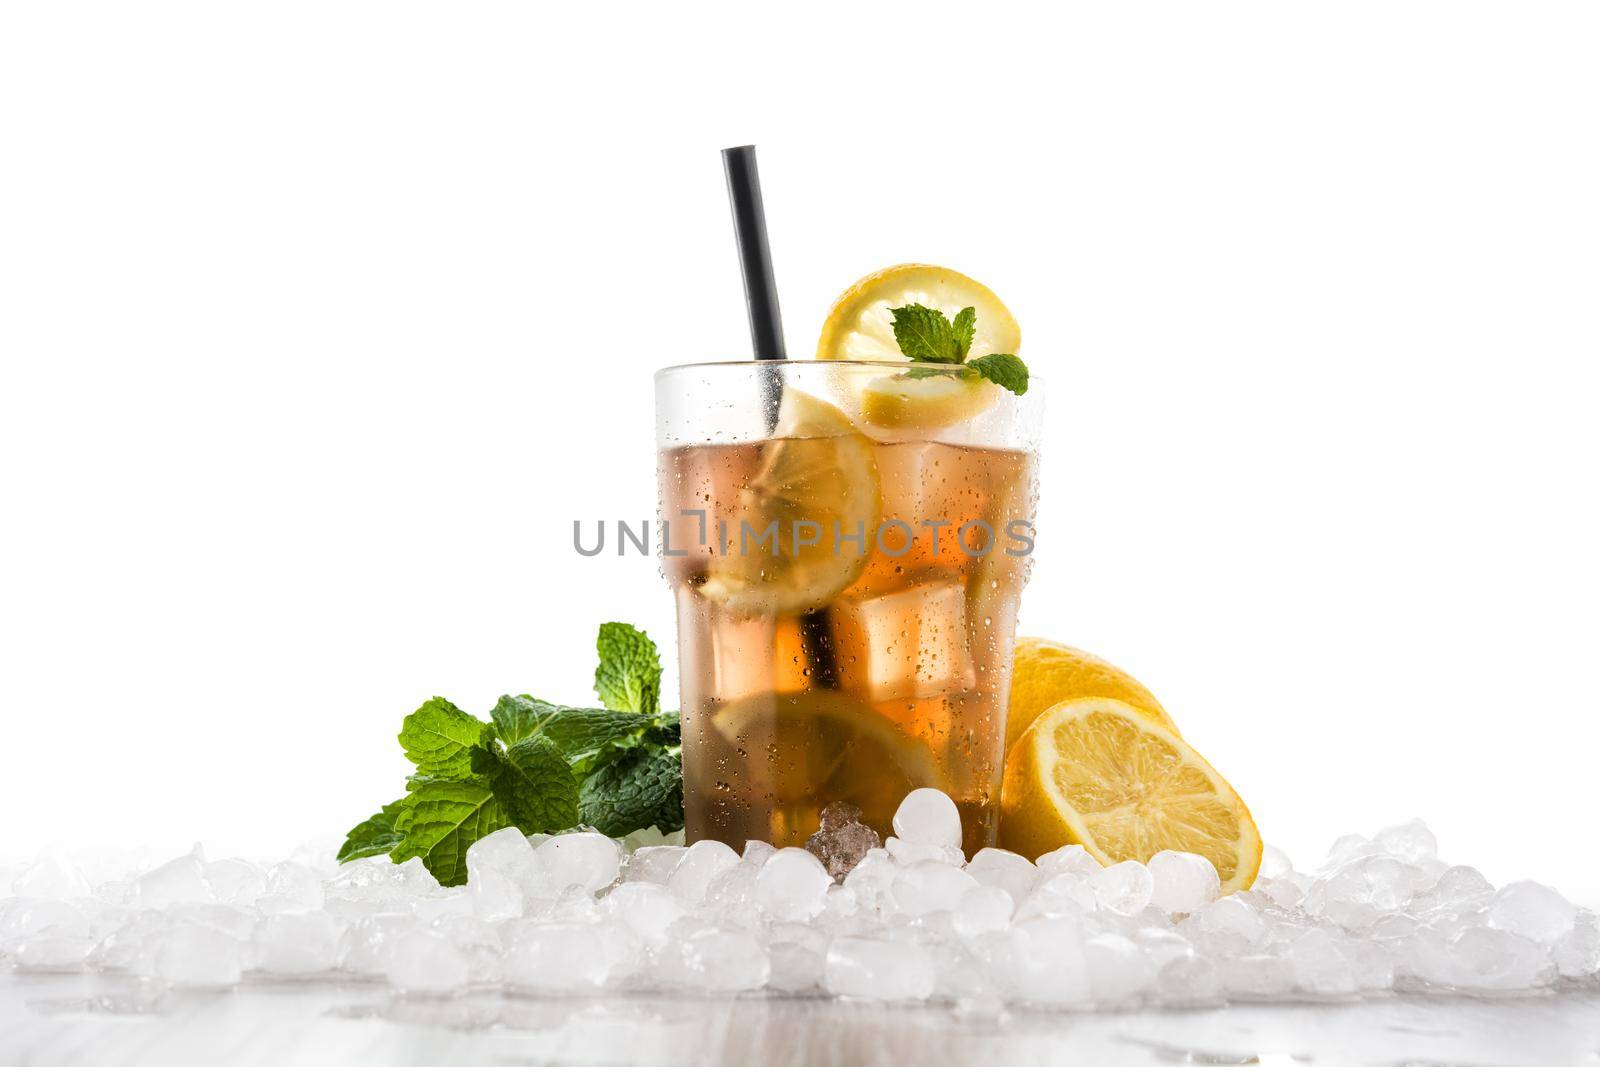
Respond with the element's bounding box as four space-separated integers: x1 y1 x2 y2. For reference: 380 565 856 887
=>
657 371 1039 855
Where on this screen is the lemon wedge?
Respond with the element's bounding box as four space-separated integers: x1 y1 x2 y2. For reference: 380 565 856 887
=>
698 390 881 615
1007 637 1179 753
817 264 1021 431
713 690 940 838
1000 697 1262 894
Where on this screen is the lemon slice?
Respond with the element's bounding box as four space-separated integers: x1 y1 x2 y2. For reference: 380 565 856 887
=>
713 690 941 836
818 263 1021 362
817 264 1021 431
698 390 881 615
1000 697 1262 894
860 372 994 431
1007 637 1179 753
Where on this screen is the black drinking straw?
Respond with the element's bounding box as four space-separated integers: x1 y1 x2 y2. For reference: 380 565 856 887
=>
721 145 787 361
721 145 838 688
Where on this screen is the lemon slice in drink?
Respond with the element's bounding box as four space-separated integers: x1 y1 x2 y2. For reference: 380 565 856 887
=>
1000 697 1262 894
817 264 1022 431
698 390 881 615
714 690 940 833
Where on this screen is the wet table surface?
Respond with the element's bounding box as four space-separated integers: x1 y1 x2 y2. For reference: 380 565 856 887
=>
2 973 1598 1067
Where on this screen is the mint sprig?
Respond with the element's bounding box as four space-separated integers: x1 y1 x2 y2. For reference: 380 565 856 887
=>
888 303 1029 395
338 622 683 886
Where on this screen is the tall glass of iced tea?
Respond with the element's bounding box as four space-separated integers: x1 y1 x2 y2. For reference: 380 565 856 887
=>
656 361 1042 855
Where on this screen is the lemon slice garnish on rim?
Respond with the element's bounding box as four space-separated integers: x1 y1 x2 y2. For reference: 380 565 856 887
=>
816 263 1023 431
1000 697 1263 895
697 390 881 616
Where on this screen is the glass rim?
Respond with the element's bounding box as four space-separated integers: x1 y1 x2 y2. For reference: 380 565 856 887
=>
654 358 1043 384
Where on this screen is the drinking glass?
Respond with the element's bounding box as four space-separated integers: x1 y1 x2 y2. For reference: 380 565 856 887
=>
656 360 1043 854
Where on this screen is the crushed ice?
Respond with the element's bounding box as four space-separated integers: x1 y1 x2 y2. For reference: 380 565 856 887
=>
2 789 1597 1009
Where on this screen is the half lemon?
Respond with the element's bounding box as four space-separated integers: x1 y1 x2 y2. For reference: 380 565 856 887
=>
1000 697 1262 894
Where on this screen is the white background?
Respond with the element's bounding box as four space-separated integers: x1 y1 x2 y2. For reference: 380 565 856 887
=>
2 3 1597 901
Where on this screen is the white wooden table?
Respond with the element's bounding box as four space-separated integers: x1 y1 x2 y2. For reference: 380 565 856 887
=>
2 973 1597 1066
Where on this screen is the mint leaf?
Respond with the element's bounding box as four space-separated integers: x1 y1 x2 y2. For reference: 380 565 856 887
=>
951 306 976 359
594 622 661 715
537 707 657 773
902 364 965 380
490 694 563 746
399 697 492 777
390 778 508 886
471 738 579 834
966 352 1030 395
578 748 684 837
889 304 962 363
337 799 406 862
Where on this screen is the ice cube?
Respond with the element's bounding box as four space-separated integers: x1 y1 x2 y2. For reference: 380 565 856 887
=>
165 903 256 941
965 848 1039 908
534 832 620 896
756 848 833 921
258 861 325 914
667 840 740 903
1287 928 1358 995
841 849 897 911
1036 844 1103 880
669 927 770 993
339 913 420 976
503 922 608 993
892 861 979 917
156 924 243 988
1304 855 1413 925
1091 860 1154 916
1256 873 1309 910
1448 926 1552 991
825 936 935 1000
1154 953 1220 1005
1184 895 1266 952
953 884 1014 938
1014 873 1096 922
996 917 1091 1006
768 940 825 993
625 845 688 885
830 576 977 704
133 854 214 907
603 882 686 945
1146 851 1221 916
204 858 268 907
805 802 882 881
1131 928 1195 973
742 840 777 868
1552 914 1600 978
1217 954 1295 998
892 788 964 850
885 837 964 867
251 912 341 975
704 863 759 924
12 854 92 899
13 935 94 971
1374 819 1437 864
468 866 524 922
466 826 538 884
1423 865 1494 913
386 928 470 994
1084 933 1152 1004
1257 844 1295 880
1487 881 1577 944
0 898 90 941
